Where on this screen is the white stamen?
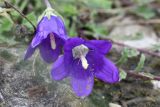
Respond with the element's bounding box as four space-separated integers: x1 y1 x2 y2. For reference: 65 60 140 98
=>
80 55 89 70
50 33 56 50
72 44 89 70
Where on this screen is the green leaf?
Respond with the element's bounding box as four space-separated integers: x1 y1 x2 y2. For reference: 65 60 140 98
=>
0 18 13 32
22 12 37 29
60 4 78 16
116 48 129 65
0 0 4 3
84 0 112 9
0 35 6 43
87 23 108 38
127 48 140 58
116 52 128 65
134 6 155 19
119 69 127 80
0 7 13 23
135 54 146 72
151 44 160 51
19 0 28 11
116 47 139 65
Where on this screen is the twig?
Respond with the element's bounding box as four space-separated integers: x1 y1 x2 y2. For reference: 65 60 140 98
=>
143 19 160 24
126 70 160 81
99 37 160 58
111 40 160 58
44 0 52 8
133 19 160 25
4 1 36 31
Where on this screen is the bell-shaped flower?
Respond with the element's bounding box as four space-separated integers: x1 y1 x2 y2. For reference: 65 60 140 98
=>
24 8 68 63
51 37 119 97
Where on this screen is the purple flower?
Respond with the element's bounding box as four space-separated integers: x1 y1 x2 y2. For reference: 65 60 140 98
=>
51 37 119 97
24 15 68 63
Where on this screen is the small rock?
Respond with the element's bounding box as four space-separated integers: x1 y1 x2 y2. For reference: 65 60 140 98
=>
151 80 160 89
109 103 122 107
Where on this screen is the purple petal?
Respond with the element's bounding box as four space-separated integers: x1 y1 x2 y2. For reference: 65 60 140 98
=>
31 32 47 48
39 35 63 63
63 37 85 73
64 37 84 52
85 40 112 54
70 61 94 97
51 55 68 80
32 15 68 48
24 45 36 60
56 16 68 37
37 16 68 40
37 16 57 35
95 57 119 83
86 51 105 72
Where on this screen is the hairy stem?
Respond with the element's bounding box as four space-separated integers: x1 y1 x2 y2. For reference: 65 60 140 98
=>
44 0 52 8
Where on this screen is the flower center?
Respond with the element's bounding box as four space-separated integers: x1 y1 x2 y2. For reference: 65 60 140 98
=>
50 33 56 50
72 44 89 70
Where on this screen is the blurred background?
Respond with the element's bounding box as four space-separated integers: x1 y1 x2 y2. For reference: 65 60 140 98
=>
0 0 160 107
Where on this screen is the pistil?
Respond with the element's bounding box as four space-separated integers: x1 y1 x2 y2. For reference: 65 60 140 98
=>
50 33 56 50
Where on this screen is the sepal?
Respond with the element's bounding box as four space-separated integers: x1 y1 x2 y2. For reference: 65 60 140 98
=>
38 7 63 23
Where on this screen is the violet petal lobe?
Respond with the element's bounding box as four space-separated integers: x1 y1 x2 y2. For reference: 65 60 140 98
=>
64 37 84 52
56 16 67 36
37 16 58 37
39 36 62 63
31 32 48 48
31 16 68 48
85 40 112 54
51 55 68 80
24 45 36 60
71 61 94 97
63 51 74 73
39 16 67 40
95 57 119 83
86 51 105 72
